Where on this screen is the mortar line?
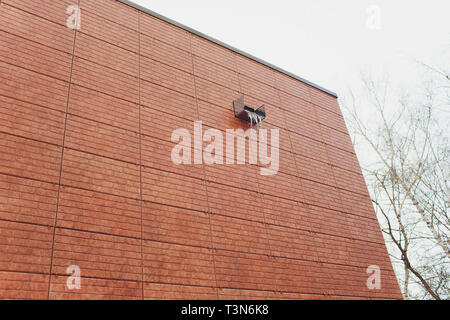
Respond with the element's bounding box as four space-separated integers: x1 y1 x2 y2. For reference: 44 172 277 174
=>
137 11 145 300
188 32 220 299
274 72 322 266
47 0 80 299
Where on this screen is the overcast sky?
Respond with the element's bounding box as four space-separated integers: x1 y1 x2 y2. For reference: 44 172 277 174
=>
131 0 450 97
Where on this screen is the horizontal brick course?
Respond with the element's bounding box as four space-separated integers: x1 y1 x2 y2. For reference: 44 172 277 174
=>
145 283 218 300
61 148 140 199
0 174 58 226
52 228 142 281
56 186 141 238
0 133 62 184
0 220 53 274
142 201 212 248
0 95 65 145
0 4 75 53
50 275 142 300
143 240 216 287
0 61 69 112
0 30 72 81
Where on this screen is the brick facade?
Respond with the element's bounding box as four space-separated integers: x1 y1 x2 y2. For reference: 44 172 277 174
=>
0 0 402 299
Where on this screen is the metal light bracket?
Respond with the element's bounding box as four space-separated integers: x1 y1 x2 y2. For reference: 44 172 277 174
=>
233 96 266 127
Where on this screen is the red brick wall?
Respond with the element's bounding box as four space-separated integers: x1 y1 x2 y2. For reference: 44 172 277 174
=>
0 0 402 299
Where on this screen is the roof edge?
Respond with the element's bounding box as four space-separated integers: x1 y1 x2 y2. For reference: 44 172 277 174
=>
117 0 339 98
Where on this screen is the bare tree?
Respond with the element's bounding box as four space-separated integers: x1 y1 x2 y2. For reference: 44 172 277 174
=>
342 64 449 300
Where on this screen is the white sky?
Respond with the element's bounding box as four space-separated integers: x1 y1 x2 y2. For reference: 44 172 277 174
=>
131 0 450 97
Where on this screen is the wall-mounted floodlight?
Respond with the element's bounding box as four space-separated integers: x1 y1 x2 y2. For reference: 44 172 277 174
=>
233 96 266 127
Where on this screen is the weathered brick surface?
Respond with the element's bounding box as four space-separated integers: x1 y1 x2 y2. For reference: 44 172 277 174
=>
0 0 401 300
0 30 72 81
142 240 216 287
145 283 218 300
0 61 69 112
0 95 65 145
52 228 142 281
0 174 58 226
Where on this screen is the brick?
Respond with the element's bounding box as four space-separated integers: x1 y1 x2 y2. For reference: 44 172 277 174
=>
145 283 218 300
284 111 322 139
214 250 277 291
57 186 141 238
272 257 323 294
307 205 352 239
195 77 241 110
79 9 138 52
0 95 65 145
332 165 369 195
0 133 62 184
210 215 271 255
64 114 140 164
52 228 142 281
140 13 190 52
0 271 49 300
0 4 75 53
71 57 139 103
316 106 348 133
3 0 74 26
142 202 211 248
197 100 248 132
258 171 303 202
262 195 312 231
218 288 279 300
140 105 194 142
68 84 139 132
140 56 195 97
0 30 72 81
239 74 279 106
326 144 362 173
0 174 58 226
338 188 376 219
314 233 352 265
275 71 311 102
321 125 355 154
267 224 318 261
207 182 264 222
142 166 208 212
190 35 236 70
279 90 318 122
0 220 53 274
193 55 239 91
205 163 259 193
235 54 276 88
296 154 336 187
142 135 204 180
143 240 216 287
140 80 198 121
74 32 139 76
49 275 142 300
300 179 343 211
141 33 193 74
0 61 69 112
310 87 341 114
80 0 139 31
61 148 140 199
290 131 328 162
